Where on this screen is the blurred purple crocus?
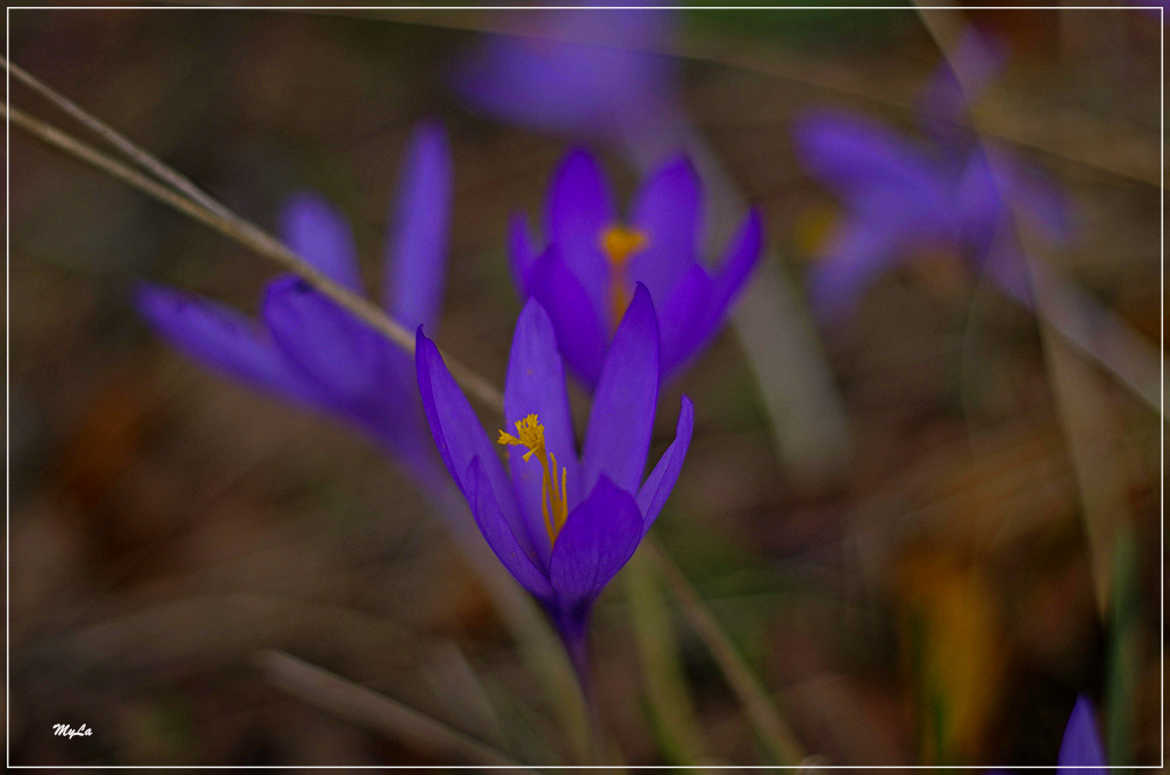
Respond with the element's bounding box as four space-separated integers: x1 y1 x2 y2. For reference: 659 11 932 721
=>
510 148 763 387
989 695 1106 774
1055 696 1107 774
453 9 677 143
139 123 451 471
415 285 693 676
794 32 1070 318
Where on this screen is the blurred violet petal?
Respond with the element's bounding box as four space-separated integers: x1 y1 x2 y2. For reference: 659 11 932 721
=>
387 122 452 332
508 212 538 292
658 263 714 376
451 10 676 140
793 111 946 204
262 276 383 405
630 154 702 303
918 28 1005 132
709 208 765 324
467 456 554 601
636 394 694 531
582 284 659 494
137 284 313 401
1057 696 1107 774
955 148 1004 255
527 246 608 388
504 299 581 569
982 227 1036 307
547 147 616 314
549 474 644 609
279 193 363 294
995 150 1073 242
808 212 911 320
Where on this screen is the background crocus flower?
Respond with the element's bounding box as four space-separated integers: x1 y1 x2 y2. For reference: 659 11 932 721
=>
510 148 763 387
415 285 694 676
139 122 451 472
989 695 1106 774
451 8 677 143
794 33 1070 318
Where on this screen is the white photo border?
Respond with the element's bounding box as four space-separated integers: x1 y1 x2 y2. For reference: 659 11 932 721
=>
6 3 1160 772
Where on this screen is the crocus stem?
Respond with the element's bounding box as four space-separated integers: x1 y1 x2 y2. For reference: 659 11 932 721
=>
554 609 604 762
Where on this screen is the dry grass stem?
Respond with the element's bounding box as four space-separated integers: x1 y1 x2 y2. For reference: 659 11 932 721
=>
255 649 522 766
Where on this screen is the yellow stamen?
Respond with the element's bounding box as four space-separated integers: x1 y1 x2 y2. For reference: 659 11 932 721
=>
497 413 569 544
600 225 648 329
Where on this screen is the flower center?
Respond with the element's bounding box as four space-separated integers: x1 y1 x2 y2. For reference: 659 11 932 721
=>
600 225 649 330
498 413 569 545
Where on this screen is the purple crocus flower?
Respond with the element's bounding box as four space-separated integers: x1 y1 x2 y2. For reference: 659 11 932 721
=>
139 122 451 471
415 284 694 676
990 695 1106 774
510 148 763 387
794 33 1070 318
1055 696 1107 774
452 8 677 143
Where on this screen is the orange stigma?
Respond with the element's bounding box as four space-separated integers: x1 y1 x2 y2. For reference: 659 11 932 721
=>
600 225 648 329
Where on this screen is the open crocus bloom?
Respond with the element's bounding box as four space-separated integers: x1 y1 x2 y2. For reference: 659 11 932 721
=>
793 31 1069 319
139 123 451 471
415 285 693 670
510 148 763 387
989 695 1106 774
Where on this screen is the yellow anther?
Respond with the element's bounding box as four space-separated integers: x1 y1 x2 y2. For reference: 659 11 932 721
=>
497 413 569 545
600 225 649 330
497 414 544 461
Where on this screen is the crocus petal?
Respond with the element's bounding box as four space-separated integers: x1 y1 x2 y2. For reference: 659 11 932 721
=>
263 276 382 404
450 12 675 140
546 148 615 316
508 212 538 294
279 194 363 294
793 111 950 214
955 149 1004 256
808 209 916 319
986 239 1036 307
997 151 1072 243
662 210 760 376
467 457 553 600
1057 696 1106 774
630 155 702 303
582 284 659 494
709 208 765 325
549 475 644 610
504 298 580 568
415 328 531 556
917 29 1004 131
387 122 452 332
636 395 694 531
658 264 714 376
528 246 608 388
138 284 313 400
